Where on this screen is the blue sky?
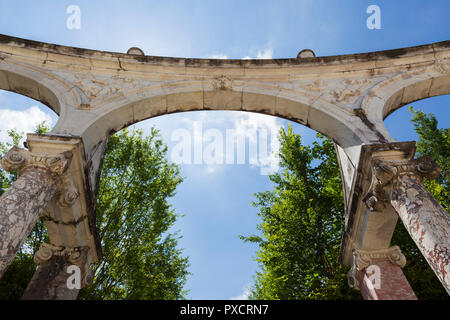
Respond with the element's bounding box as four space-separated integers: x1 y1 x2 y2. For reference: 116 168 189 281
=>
0 1 449 300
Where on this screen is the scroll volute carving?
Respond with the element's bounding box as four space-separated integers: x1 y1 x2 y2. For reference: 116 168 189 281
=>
34 243 93 288
363 156 441 212
347 246 406 290
1 147 79 208
1 146 73 177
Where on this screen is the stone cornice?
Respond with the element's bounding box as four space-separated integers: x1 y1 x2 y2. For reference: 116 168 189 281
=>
0 33 448 68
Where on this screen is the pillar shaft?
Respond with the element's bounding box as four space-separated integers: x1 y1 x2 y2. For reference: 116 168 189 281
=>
362 155 449 296
0 169 57 278
358 260 417 300
391 174 450 295
348 246 417 300
21 244 91 300
0 146 73 279
21 255 80 300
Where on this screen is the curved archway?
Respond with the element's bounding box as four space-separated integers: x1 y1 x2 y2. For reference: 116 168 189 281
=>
382 75 450 121
99 110 325 299
0 89 58 141
362 70 450 142
0 69 60 115
0 62 85 120
384 94 450 142
79 89 366 160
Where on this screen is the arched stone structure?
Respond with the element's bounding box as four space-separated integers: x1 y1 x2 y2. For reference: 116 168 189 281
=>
0 34 448 299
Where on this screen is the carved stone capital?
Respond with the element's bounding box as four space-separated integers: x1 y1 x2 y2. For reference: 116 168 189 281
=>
34 243 93 288
347 246 406 290
1 147 79 207
33 243 65 265
2 146 73 177
363 156 441 211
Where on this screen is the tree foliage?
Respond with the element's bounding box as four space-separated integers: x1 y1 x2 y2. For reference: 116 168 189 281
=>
241 126 360 299
79 128 189 300
243 107 449 300
0 125 189 300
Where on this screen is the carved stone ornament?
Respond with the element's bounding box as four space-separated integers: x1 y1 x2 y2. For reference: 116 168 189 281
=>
74 73 139 100
34 243 93 288
362 156 441 212
213 75 233 91
331 79 370 103
1 146 79 207
347 246 406 290
434 59 449 74
300 79 325 93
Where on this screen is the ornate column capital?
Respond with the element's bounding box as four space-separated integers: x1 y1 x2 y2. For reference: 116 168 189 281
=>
34 243 93 288
347 246 406 290
2 146 73 176
363 156 441 211
1 147 79 207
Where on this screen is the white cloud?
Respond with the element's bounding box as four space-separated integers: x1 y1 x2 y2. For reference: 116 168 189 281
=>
168 111 282 175
230 284 251 300
206 48 274 60
256 48 274 59
205 165 218 175
242 48 274 60
0 106 53 143
229 112 282 174
206 53 228 59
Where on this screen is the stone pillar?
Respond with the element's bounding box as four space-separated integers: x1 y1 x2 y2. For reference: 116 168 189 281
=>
21 243 93 300
348 246 417 300
0 146 75 279
363 156 450 295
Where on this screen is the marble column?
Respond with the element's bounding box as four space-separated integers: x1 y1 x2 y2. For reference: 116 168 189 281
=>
363 156 450 295
21 243 92 300
0 146 75 279
348 246 417 300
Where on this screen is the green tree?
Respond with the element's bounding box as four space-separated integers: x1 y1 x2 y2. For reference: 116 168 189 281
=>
241 126 360 300
243 107 449 300
79 128 189 299
0 125 189 300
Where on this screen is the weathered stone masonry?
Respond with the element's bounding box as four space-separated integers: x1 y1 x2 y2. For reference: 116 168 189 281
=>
0 34 448 299
0 147 73 279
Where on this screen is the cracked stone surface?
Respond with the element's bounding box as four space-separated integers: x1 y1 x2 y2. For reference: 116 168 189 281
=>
21 255 80 300
0 168 57 278
358 260 417 300
391 174 450 295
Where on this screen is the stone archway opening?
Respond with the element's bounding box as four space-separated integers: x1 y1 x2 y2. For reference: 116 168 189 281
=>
384 94 450 142
0 88 58 143
99 109 324 299
0 34 449 300
0 68 62 116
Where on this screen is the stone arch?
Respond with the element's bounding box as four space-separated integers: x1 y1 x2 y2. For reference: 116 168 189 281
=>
362 67 450 142
74 87 370 205
381 74 450 120
79 88 366 159
0 61 83 118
